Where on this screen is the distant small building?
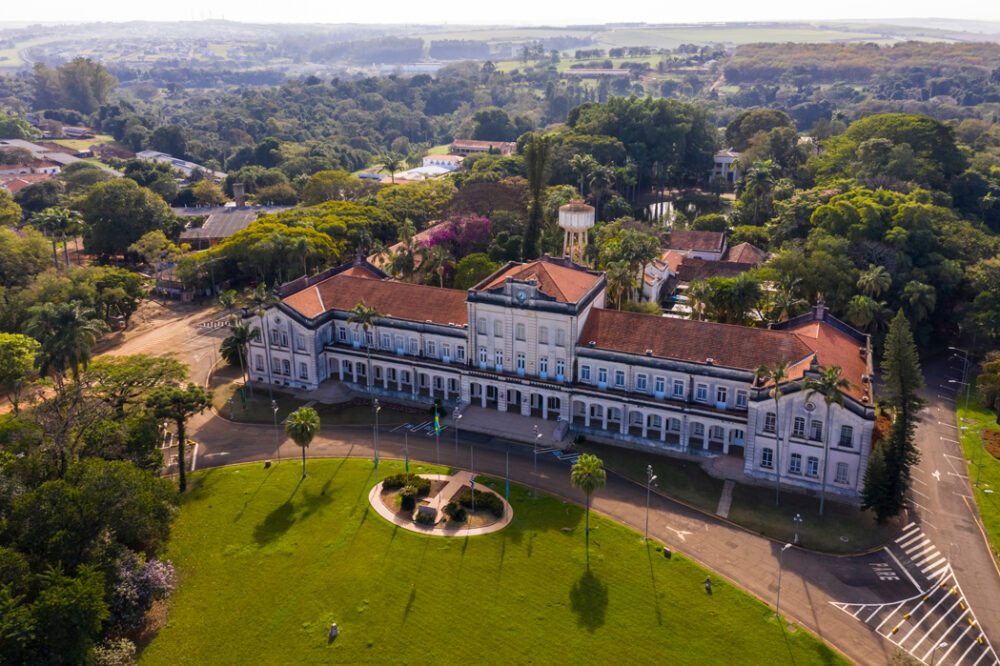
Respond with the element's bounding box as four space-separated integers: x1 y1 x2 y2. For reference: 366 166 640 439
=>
136 150 226 180
450 139 516 157
422 154 463 171
710 149 742 187
176 206 291 250
667 230 727 261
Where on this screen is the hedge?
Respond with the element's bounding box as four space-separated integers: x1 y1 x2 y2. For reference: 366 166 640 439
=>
382 474 431 495
454 488 504 518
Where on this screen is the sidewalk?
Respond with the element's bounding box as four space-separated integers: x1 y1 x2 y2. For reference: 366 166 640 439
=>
445 404 568 448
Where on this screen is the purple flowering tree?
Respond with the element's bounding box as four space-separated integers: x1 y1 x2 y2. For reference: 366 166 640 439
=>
108 551 176 632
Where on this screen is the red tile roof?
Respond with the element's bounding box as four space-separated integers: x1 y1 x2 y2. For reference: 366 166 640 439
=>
579 308 813 371
676 258 756 283
784 320 869 401
723 242 767 264
668 230 726 253
479 258 603 303
283 274 468 326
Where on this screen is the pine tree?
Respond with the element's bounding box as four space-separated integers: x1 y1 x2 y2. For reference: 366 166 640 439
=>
860 442 895 522
881 309 926 426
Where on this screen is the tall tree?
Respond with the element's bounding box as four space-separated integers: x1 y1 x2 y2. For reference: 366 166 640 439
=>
246 282 280 400
347 301 380 391
569 153 597 197
77 179 175 258
380 154 404 185
804 366 850 516
755 361 790 506
521 132 553 260
23 301 108 386
220 321 260 398
0 332 40 414
570 453 606 557
856 264 892 298
30 208 81 270
285 406 321 479
146 383 212 492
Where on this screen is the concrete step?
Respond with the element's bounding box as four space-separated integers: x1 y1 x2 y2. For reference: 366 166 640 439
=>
716 479 735 519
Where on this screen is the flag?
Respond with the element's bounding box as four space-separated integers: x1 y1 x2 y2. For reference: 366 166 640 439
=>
434 412 440 435
405 452 409 474
374 455 379 470
505 477 509 502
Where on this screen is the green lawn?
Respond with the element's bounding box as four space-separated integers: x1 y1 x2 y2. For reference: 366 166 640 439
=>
957 403 1000 560
577 440 892 554
140 460 845 665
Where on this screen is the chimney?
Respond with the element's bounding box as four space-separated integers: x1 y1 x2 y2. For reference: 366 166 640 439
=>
233 182 246 208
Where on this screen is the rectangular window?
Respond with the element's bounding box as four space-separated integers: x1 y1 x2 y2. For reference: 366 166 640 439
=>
255 355 264 371
806 456 819 477
793 417 806 439
716 387 727 405
477 317 486 335
636 374 648 391
282 359 291 376
515 323 525 341
457 346 465 361
442 343 450 359
365 331 373 347
695 384 708 402
556 359 565 377
296 334 305 351
736 390 748 408
581 365 591 381
761 448 774 468
280 332 288 347
673 380 684 397
342 359 351 373
763 412 776 434
380 333 391 349
426 341 436 357
408 339 418 355
810 420 823 442
839 425 854 447
693 422 705 437
338 327 347 341
395 335 404 351
539 357 548 374
555 329 566 347
614 370 625 387
494 320 503 337
299 362 308 379
495 350 503 368
539 326 549 344
789 453 802 475
478 348 487 365
516 354 525 371
272 357 280 373
598 368 608 384
654 377 665 394
836 462 849 484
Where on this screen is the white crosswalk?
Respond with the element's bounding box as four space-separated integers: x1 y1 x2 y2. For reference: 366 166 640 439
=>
832 522 999 665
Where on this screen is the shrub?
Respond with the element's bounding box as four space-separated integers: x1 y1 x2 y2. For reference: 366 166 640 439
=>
454 488 504 517
415 511 436 525
400 485 418 511
94 638 137 666
382 474 431 495
444 501 467 522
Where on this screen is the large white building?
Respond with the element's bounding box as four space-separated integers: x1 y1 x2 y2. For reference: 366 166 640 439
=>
248 256 877 499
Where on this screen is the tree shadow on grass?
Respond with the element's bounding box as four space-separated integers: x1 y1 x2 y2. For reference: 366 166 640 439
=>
233 465 275 524
646 544 662 626
252 479 303 544
569 568 608 632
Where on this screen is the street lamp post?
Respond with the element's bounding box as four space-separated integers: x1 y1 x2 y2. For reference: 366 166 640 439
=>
228 397 234 420
454 413 462 465
961 424 987 487
932 641 949 666
775 543 793 619
793 513 803 545
373 398 381 484
532 425 543 498
271 399 279 463
645 465 658 542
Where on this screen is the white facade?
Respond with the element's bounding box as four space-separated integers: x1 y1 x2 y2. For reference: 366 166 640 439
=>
248 258 876 500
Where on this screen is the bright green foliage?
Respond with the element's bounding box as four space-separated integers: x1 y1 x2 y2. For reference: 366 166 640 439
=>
686 273 764 326
521 132 554 259
0 112 40 140
375 179 456 228
0 333 39 413
570 453 606 551
0 189 22 227
725 108 796 152
140 460 846 665
146 384 212 492
299 170 378 205
23 301 108 383
285 407 321 478
214 222 339 284
77 178 176 258
0 226 51 288
452 253 499 290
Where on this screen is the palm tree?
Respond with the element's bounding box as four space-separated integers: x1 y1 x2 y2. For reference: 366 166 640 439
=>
755 361 790 506
217 289 238 316
569 153 597 197
380 154 404 184
220 321 260 399
570 453 606 557
285 406 321 479
423 244 453 288
387 219 423 283
856 264 891 298
740 160 778 225
605 261 634 310
804 366 850 516
347 301 380 392
768 275 807 323
31 207 81 271
246 282 280 401
24 301 108 387
147 383 212 492
902 281 936 323
588 165 614 221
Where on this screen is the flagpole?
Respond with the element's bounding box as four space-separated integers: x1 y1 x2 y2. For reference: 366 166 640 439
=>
404 430 409 484
505 444 509 502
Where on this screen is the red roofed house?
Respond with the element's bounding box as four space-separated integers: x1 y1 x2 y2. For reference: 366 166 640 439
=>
250 255 875 500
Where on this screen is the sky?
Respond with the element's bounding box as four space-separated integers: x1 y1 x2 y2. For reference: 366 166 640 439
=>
3 0 1000 26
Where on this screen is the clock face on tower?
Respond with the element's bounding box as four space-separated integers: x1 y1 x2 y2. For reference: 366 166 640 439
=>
516 290 526 302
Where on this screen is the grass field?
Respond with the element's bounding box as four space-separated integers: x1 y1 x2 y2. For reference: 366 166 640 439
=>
957 402 1000 561
139 459 844 664
48 134 116 151
577 440 893 554
596 26 889 49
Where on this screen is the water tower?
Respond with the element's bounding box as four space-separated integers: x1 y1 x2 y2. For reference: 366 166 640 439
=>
558 199 595 264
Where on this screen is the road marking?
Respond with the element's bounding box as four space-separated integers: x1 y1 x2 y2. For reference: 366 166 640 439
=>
940 437 960 444
913 605 968 656
937 421 959 429
874 601 905 630
929 563 950 580
909 500 930 512
887 547 923 593
933 470 941 481
936 622 973 663
920 557 946 575
948 472 969 479
897 526 921 543
910 487 930 499
956 636 982 665
898 533 927 550
908 541 938 559
943 453 966 461
903 596 962 646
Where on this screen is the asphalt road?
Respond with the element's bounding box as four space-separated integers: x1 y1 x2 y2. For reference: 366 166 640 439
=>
120 309 1000 665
